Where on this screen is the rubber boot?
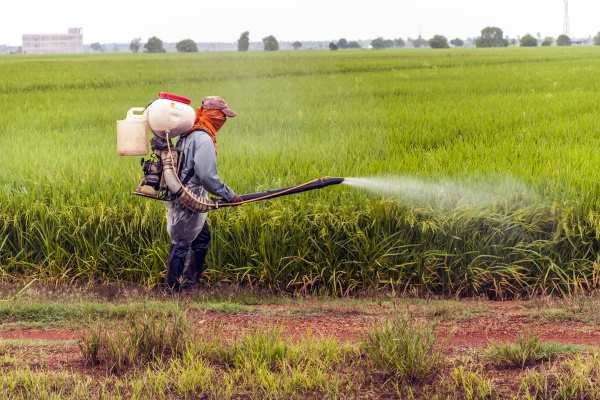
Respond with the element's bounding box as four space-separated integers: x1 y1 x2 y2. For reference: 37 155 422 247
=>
182 224 211 289
166 245 188 291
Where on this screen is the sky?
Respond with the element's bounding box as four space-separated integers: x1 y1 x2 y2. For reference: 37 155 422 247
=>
1 0 600 46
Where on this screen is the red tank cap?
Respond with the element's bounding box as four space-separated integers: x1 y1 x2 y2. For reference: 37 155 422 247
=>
158 92 192 105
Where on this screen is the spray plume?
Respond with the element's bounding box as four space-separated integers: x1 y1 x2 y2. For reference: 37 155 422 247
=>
343 176 536 210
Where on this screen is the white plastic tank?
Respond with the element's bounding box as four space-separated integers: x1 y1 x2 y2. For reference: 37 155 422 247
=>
117 107 148 156
146 93 196 138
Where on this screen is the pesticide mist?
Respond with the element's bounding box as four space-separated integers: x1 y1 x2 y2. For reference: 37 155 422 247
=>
343 176 537 211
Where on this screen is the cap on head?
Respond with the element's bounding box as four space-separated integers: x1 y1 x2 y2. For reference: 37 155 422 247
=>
202 96 237 117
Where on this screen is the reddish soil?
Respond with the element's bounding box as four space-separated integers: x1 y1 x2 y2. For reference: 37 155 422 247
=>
2 300 600 375
189 310 383 343
3 302 600 346
0 329 81 341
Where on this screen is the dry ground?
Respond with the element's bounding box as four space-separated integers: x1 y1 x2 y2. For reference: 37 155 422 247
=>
3 283 600 398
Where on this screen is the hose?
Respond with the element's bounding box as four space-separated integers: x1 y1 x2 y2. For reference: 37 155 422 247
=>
160 132 344 213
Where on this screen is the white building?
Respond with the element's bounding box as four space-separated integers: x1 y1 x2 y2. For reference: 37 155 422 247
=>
22 28 83 54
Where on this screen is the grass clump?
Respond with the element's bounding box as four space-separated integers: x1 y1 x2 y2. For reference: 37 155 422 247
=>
79 309 190 372
518 353 600 399
0 368 92 399
484 334 581 369
362 314 442 382
446 366 496 400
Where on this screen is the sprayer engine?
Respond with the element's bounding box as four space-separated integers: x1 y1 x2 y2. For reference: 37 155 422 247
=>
117 92 345 212
134 137 173 200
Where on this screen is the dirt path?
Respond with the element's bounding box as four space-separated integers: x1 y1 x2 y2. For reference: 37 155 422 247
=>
2 301 599 348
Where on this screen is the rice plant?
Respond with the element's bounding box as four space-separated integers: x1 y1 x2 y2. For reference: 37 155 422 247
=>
3 48 600 295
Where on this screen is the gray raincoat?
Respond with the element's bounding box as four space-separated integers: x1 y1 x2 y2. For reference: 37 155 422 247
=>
166 130 236 247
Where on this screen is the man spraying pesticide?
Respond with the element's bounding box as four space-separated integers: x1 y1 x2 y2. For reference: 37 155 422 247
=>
117 93 344 290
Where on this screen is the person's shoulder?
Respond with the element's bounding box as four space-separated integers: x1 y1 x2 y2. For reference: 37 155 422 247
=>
187 130 212 144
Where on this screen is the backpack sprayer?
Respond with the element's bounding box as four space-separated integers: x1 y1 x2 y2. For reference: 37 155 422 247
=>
117 93 344 213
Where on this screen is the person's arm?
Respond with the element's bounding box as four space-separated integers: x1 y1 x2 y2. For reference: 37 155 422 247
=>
192 135 238 201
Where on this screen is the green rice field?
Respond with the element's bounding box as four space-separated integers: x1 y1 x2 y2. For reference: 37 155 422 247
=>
2 48 600 296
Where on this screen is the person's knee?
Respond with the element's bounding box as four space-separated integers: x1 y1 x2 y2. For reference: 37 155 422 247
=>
192 226 211 250
170 243 190 258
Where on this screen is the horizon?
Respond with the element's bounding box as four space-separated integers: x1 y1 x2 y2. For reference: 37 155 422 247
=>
2 0 600 47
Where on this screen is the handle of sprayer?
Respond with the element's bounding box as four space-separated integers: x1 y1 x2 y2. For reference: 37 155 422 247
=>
214 177 345 208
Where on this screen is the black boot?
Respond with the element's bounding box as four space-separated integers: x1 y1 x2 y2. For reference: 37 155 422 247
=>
181 252 199 290
166 244 188 291
183 223 211 288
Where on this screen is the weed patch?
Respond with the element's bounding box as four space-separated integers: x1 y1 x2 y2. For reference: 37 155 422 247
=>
362 314 442 382
484 334 581 368
79 309 190 372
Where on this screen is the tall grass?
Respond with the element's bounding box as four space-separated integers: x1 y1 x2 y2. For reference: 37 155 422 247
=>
3 48 600 295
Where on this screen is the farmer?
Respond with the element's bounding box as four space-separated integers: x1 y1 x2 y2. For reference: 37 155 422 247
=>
165 96 241 291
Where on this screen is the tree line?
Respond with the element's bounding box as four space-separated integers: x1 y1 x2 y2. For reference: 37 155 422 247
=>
122 29 600 53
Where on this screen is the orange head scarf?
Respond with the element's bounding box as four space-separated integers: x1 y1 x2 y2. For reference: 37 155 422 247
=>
191 107 226 148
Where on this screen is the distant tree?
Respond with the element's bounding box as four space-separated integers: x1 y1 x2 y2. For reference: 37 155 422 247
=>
238 31 250 52
176 39 198 52
429 35 449 49
329 42 338 51
90 42 104 52
509 38 518 46
541 37 554 46
393 38 406 48
337 38 349 49
263 35 279 51
348 41 362 49
520 34 538 47
556 34 572 46
370 37 385 49
412 35 428 48
370 37 394 49
129 38 142 53
292 41 302 50
476 27 509 48
450 38 464 47
144 36 166 53
595 32 600 46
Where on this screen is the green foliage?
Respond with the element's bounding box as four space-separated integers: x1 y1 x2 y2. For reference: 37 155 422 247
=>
520 34 538 47
484 334 581 368
337 38 349 49
450 38 464 47
79 310 190 372
292 41 302 50
238 31 250 52
394 38 406 48
476 27 508 47
429 35 449 49
371 37 394 49
541 37 554 47
556 34 571 47
0 369 92 399
5 50 600 295
518 354 600 399
595 32 600 46
90 42 104 52
129 37 142 53
348 40 362 49
0 329 354 399
144 36 165 53
262 35 279 51
363 315 442 382
176 39 198 53
447 366 496 400
329 42 338 51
